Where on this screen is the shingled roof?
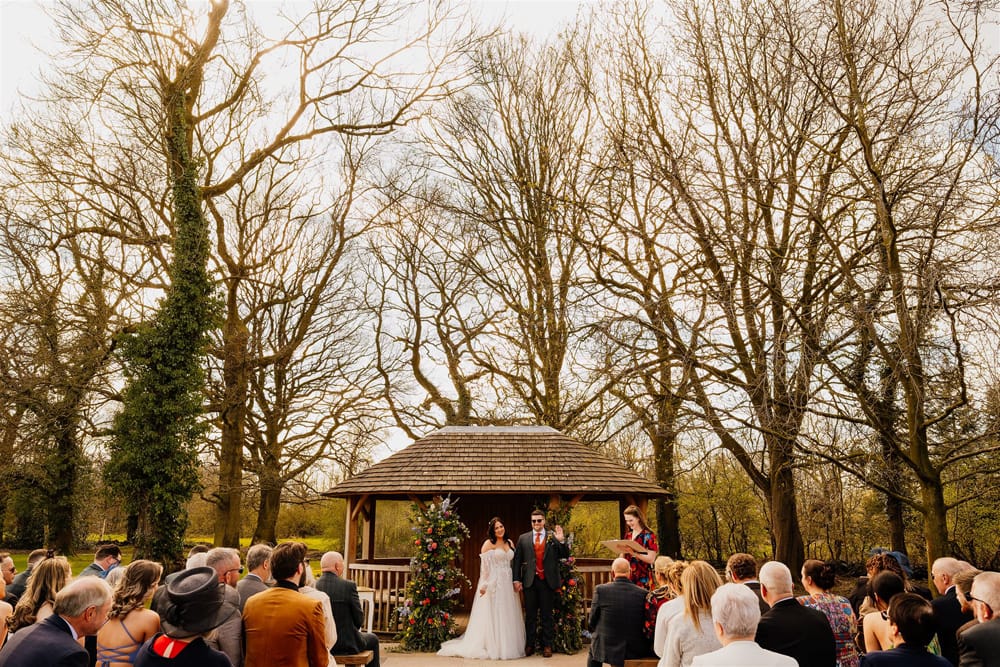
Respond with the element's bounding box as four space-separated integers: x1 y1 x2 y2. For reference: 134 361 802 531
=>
323 425 668 498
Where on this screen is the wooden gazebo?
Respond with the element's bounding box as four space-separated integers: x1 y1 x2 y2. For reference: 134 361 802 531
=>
323 425 669 633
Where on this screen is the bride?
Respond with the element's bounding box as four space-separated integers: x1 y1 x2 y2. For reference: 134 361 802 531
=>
438 517 526 660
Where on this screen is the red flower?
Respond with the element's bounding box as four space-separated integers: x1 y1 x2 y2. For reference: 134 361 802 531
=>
414 539 420 545
444 613 450 620
568 579 576 586
409 618 415 625
429 542 438 550
426 527 433 534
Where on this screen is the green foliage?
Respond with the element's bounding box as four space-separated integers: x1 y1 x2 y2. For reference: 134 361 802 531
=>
4 478 47 548
396 496 470 651
547 505 583 654
104 96 218 567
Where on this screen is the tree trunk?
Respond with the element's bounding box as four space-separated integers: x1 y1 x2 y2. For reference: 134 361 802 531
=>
920 474 950 573
215 309 248 547
652 428 681 558
770 449 805 574
252 467 282 545
48 416 79 554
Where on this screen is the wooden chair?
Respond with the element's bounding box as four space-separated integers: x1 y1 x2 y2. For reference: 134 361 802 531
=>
333 650 373 665
624 659 660 667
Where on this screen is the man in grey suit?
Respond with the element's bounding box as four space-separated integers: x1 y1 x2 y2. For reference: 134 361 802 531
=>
0 577 111 667
587 558 650 667
513 509 569 658
237 544 272 611
316 551 379 667
6 549 47 601
205 547 244 667
958 571 1000 667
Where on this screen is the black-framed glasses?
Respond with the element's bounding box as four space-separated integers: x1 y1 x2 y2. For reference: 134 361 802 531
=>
226 567 244 575
531 519 544 523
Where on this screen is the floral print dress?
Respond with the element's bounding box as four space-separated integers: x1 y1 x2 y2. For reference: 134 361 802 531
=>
623 528 657 589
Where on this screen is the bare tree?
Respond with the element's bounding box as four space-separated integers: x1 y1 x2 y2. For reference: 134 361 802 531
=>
794 0 1000 566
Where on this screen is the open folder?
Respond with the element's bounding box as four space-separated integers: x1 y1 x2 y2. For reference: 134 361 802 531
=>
600 539 650 555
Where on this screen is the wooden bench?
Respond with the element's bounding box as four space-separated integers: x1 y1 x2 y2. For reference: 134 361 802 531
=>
333 651 373 665
624 659 660 667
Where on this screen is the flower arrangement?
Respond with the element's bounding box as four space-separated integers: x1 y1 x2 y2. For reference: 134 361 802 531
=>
395 495 470 651
548 505 584 654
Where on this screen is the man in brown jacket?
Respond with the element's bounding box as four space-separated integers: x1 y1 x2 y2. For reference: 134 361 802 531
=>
243 542 329 667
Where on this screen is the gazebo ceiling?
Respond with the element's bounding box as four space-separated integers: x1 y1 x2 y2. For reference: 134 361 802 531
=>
323 425 669 498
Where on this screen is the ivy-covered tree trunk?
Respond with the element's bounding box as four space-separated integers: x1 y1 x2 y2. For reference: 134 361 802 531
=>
105 1 226 568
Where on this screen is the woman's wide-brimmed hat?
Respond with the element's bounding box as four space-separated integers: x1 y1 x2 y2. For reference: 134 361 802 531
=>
158 566 228 638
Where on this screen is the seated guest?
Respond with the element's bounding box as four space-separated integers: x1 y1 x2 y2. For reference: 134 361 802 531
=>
661 560 723 667
1 554 17 606
864 571 906 653
957 571 1000 667
134 567 232 667
319 551 379 667
727 553 768 614
952 567 982 639
96 560 162 667
654 560 689 657
755 561 836 667
81 544 122 579
299 562 337 651
930 557 974 666
691 583 795 666
7 550 48 602
0 577 112 667
243 542 328 667
237 544 272 611
0 579 12 647
798 559 859 667
645 556 675 640
588 557 650 667
859 593 949 666
7 556 73 633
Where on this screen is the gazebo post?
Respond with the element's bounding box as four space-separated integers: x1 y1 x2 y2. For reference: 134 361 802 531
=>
362 499 376 560
344 496 357 566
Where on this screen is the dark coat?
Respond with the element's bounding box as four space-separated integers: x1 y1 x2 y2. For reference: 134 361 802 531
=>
957 617 1000 667
933 586 975 666
588 577 651 666
134 635 231 667
0 615 88 667
316 571 366 655
860 644 951 667
512 530 569 590
743 581 770 615
756 597 837 667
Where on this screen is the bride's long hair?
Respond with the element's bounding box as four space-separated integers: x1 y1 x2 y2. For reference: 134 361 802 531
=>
487 516 514 548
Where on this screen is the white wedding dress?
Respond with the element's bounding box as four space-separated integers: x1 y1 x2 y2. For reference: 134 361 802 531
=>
437 547 526 660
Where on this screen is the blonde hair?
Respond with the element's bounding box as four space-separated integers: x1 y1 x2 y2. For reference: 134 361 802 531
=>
7 556 72 632
666 560 688 595
110 560 163 619
681 560 722 632
653 556 674 585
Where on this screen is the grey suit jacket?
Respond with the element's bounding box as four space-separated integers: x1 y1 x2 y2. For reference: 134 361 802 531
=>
588 576 651 665
237 574 270 611
205 584 243 667
958 617 1000 667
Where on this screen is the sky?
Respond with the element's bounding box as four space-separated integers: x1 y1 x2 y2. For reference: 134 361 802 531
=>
0 0 590 118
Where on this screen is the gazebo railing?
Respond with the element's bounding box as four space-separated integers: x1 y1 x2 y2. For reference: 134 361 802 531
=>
348 562 411 634
349 559 617 635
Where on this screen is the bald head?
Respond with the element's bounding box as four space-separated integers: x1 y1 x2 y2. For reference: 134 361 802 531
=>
759 561 794 605
971 571 1000 622
321 551 344 575
612 557 630 577
932 557 965 594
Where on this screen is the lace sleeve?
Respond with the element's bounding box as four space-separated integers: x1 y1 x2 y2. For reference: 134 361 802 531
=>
478 551 495 594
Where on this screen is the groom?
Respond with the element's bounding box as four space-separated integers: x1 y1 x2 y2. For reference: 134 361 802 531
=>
513 508 569 658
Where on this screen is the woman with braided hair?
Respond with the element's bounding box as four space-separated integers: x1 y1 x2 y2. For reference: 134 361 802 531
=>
96 560 163 667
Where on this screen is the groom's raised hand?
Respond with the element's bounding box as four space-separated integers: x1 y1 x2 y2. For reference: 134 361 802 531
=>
553 525 565 542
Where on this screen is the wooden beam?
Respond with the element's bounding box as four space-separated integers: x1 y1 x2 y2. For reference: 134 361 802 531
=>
350 494 371 522
408 494 427 510
362 498 375 561
565 494 584 509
